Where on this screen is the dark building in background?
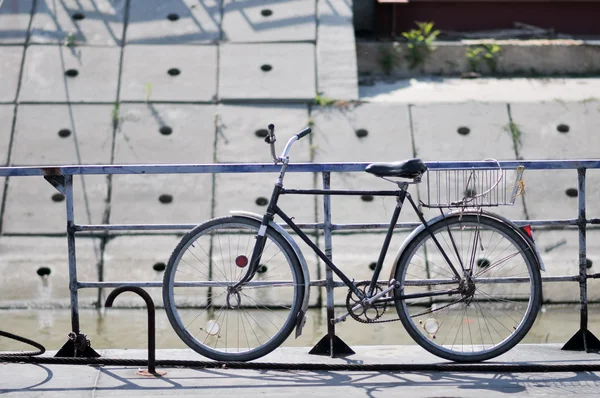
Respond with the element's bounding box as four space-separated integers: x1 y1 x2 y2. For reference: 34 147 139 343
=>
359 0 600 36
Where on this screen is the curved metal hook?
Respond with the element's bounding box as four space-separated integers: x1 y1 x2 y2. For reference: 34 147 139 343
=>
105 286 162 375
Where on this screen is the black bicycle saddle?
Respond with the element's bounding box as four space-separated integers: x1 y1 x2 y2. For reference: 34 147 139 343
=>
365 158 427 179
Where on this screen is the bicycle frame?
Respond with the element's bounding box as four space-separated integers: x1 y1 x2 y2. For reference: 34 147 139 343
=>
237 181 464 304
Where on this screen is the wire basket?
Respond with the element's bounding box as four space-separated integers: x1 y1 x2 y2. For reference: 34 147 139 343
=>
422 163 525 208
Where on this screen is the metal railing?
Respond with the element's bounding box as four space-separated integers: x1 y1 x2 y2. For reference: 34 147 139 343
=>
1 159 599 355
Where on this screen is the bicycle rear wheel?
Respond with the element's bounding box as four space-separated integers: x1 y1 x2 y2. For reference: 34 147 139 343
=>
163 216 305 362
393 214 541 362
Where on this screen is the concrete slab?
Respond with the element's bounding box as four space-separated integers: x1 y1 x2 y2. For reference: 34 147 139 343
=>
410 103 524 221
218 43 316 101
221 0 316 43
0 0 33 44
359 78 600 103
29 0 125 45
126 0 221 45
215 104 310 162
103 235 182 307
119 45 218 102
11 105 113 165
109 174 212 226
2 175 108 234
0 47 24 103
311 103 416 224
114 104 216 163
510 101 600 219
7 105 110 231
19 46 120 103
0 237 100 306
316 0 359 100
0 105 14 164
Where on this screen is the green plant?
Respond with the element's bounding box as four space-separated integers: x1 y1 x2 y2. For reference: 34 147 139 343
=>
466 44 501 73
64 32 76 47
145 83 152 103
401 21 440 70
112 103 120 129
466 46 484 72
504 121 522 154
314 92 336 106
378 45 399 75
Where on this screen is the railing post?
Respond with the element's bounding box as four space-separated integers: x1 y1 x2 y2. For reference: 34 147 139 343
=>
309 172 354 357
563 167 600 352
53 175 99 358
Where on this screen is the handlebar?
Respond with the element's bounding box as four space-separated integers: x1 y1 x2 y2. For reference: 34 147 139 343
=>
296 127 311 139
265 124 311 164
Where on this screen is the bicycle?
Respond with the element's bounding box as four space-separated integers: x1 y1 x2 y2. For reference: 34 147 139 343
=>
162 124 544 362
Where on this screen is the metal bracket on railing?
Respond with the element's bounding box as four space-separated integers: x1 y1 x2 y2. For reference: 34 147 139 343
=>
105 286 166 377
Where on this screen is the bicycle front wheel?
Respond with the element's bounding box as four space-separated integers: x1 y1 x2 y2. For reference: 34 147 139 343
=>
394 214 541 362
163 216 305 362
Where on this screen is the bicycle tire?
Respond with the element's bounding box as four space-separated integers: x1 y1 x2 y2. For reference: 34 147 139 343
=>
163 216 305 362
393 213 542 362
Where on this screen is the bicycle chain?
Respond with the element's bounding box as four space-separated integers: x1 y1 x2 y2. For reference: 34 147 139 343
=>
345 283 466 325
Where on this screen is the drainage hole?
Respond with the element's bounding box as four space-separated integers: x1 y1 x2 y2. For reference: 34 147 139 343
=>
464 188 477 197
457 126 470 136
261 9 273 17
355 129 369 138
37 267 51 277
167 13 180 21
557 124 570 133
159 126 173 136
51 193 65 202
153 262 166 272
72 12 85 21
255 129 269 138
361 195 374 202
58 129 71 138
255 197 268 206
159 194 173 204
477 258 491 268
257 264 268 274
565 188 578 198
167 68 181 76
65 69 79 77
260 64 273 72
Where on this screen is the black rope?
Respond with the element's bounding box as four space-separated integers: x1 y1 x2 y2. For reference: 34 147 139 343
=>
0 330 45 357
1 355 600 373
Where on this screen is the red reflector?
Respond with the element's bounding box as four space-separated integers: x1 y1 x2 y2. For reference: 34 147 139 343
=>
235 255 248 268
521 225 533 239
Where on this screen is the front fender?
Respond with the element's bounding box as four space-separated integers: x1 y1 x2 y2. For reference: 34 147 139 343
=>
389 210 544 281
230 211 310 338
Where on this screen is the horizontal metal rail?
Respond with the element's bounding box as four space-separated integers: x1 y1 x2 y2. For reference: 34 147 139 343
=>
1 159 600 177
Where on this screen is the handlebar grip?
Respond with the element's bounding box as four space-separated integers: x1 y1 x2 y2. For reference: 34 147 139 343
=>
296 127 311 139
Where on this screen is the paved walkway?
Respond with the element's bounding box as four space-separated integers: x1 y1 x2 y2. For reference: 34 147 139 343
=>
2 345 600 397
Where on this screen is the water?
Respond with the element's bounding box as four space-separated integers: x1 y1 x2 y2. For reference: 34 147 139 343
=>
1 305 598 352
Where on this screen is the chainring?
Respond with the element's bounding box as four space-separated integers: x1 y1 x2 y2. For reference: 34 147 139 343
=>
345 281 388 323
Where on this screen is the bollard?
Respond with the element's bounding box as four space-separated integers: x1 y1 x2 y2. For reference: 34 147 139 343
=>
104 286 167 376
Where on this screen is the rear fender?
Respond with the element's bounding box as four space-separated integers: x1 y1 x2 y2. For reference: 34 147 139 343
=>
230 211 311 338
